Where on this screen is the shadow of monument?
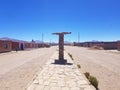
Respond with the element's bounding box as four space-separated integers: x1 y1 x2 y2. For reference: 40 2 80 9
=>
51 59 73 65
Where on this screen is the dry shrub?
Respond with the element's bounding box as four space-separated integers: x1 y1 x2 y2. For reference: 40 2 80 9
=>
84 72 90 79
90 45 104 50
89 76 99 90
84 72 99 90
77 64 81 68
68 53 74 60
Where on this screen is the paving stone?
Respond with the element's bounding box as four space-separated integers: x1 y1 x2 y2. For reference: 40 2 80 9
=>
62 87 70 90
79 85 95 90
70 87 80 90
44 86 50 90
49 82 57 87
27 84 36 90
77 80 88 85
57 81 65 87
50 86 61 90
84 86 95 90
27 51 94 90
33 79 39 84
67 81 77 87
35 85 44 90
43 81 49 86
38 79 44 85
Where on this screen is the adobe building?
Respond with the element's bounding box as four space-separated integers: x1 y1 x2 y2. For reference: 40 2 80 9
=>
118 41 120 51
0 40 12 53
103 42 117 50
0 37 51 52
12 41 19 50
74 41 118 50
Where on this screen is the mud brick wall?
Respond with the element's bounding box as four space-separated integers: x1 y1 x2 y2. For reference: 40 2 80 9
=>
0 40 12 53
12 42 19 50
118 41 120 51
103 42 117 50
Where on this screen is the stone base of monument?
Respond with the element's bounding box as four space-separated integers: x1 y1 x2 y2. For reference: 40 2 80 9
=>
55 59 67 64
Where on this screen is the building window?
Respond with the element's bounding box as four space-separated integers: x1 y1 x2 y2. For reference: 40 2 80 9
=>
4 44 8 49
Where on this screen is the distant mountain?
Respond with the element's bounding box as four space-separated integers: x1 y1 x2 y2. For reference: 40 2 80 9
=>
64 41 73 44
34 40 44 43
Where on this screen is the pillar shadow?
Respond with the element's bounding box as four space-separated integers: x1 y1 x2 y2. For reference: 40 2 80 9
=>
51 59 73 65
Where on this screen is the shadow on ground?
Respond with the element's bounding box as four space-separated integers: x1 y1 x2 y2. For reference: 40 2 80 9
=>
51 59 73 65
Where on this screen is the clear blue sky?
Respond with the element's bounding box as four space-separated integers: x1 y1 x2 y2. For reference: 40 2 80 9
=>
0 0 120 42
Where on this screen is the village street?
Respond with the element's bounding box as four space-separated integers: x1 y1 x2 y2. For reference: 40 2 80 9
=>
0 47 57 90
0 46 120 90
65 46 120 90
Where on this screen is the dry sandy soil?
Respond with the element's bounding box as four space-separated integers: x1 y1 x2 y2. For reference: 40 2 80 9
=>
0 47 57 90
0 46 120 90
65 46 120 90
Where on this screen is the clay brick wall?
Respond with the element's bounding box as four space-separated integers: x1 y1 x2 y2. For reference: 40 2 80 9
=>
0 40 12 53
103 42 117 50
73 41 117 50
12 42 19 50
25 43 31 48
118 41 120 51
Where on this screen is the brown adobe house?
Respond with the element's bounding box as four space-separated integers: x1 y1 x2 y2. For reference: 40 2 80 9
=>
0 37 44 51
0 37 25 51
73 41 119 50
0 37 50 53
118 41 120 51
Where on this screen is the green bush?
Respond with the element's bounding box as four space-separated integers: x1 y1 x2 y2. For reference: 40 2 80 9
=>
84 72 90 79
89 76 98 89
77 64 81 68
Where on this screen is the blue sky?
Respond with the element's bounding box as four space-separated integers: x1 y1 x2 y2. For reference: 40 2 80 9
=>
0 0 120 42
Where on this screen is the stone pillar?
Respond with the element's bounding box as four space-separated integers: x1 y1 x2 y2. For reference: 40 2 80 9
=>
59 34 64 60
52 32 71 64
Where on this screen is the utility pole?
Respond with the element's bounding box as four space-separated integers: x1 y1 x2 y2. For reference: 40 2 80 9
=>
42 33 43 43
50 39 51 46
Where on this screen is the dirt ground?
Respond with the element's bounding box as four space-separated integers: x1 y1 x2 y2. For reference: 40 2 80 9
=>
0 47 57 90
65 46 120 90
0 46 120 90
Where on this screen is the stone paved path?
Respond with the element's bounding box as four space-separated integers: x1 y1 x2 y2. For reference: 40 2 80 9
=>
27 51 95 90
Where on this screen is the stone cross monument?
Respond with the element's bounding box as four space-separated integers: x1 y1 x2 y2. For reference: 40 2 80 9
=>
52 32 71 64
